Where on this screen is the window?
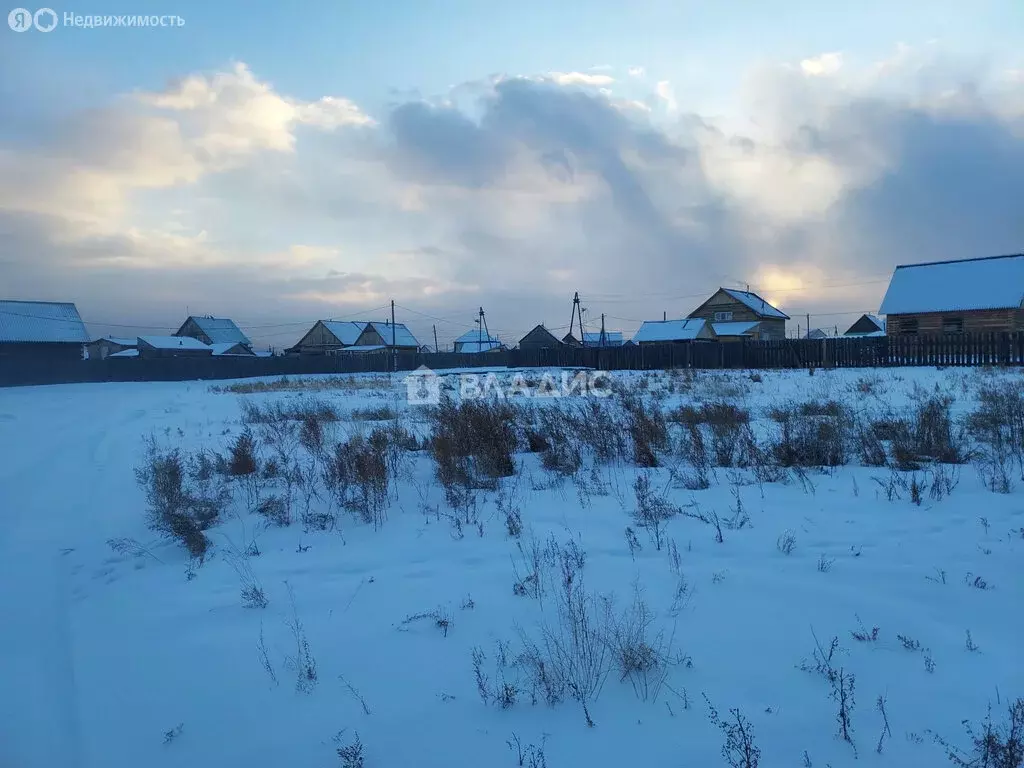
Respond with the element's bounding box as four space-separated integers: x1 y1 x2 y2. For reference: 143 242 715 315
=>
898 317 919 335
714 311 733 321
942 317 964 334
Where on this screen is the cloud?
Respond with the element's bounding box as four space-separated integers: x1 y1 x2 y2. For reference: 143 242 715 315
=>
800 52 843 77
548 72 615 87
3 48 1024 347
628 66 646 78
655 80 678 112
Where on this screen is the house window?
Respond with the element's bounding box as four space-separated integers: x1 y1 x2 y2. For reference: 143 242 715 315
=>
714 311 733 321
898 317 919 335
942 317 964 334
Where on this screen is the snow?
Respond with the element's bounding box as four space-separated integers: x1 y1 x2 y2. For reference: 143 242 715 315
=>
721 288 790 319
138 335 211 351
366 321 419 348
321 321 367 346
456 341 502 352
879 254 1024 314
633 318 709 342
0 367 1022 768
108 348 140 357
185 317 251 346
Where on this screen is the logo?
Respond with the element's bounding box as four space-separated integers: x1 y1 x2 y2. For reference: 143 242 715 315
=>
404 365 440 406
8 7 30 29
8 6 55 30
33 6 55 30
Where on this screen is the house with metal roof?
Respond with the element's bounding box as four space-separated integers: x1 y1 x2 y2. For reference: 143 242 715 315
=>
582 331 626 347
0 300 89 362
518 325 563 350
287 320 420 355
632 318 716 344
210 341 256 357
175 315 252 348
688 288 789 339
453 329 502 353
879 254 1024 335
711 321 763 342
137 335 213 359
87 335 138 360
844 314 886 337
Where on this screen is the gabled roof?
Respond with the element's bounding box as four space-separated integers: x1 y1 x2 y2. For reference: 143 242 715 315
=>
210 342 254 356
712 321 760 337
633 318 709 342
805 328 829 339
720 288 790 320
109 348 140 358
138 335 211 351
0 300 89 343
182 316 251 346
335 344 388 352
844 314 886 336
879 254 1024 315
519 324 562 346
93 335 137 347
582 331 625 347
365 321 419 347
321 321 367 346
455 329 500 345
457 340 502 353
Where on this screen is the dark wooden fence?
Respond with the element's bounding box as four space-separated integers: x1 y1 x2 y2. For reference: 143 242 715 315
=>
3 332 1023 388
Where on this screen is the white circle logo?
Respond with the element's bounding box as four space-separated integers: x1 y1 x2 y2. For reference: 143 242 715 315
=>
8 7 33 30
33 7 56 30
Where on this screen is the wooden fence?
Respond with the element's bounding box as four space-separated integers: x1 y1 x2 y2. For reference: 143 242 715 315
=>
2 332 1023 388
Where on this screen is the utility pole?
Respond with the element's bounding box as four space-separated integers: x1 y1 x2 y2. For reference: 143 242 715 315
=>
568 292 582 342
391 300 397 371
599 313 607 347
477 307 483 352
433 325 439 354
663 311 667 321
806 313 810 340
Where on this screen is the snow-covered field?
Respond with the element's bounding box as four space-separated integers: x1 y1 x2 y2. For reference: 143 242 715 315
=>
1 366 1022 768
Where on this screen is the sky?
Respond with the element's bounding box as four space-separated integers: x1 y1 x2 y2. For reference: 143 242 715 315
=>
1 0 1023 349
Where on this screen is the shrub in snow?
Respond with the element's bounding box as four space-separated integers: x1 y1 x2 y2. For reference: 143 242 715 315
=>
429 399 519 495
931 698 1024 768
704 695 761 768
618 391 669 467
336 733 364 768
134 437 230 560
632 473 677 550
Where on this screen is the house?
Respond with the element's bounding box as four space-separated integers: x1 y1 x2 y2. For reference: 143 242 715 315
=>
582 331 626 347
632 318 716 344
87 335 137 360
688 288 789 339
805 328 829 340
357 321 420 352
288 321 366 355
334 345 389 354
561 333 580 346
879 254 1024 335
712 321 763 342
0 300 89 362
518 324 563 350
844 314 886 337
454 329 501 353
137 335 213 359
175 315 251 348
210 342 256 357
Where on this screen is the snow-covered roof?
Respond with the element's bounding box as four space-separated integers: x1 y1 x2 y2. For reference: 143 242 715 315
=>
806 328 829 339
93 335 137 346
185 316 251 345
712 321 760 337
864 314 885 330
108 348 140 358
0 300 89 343
335 344 388 352
845 330 887 338
582 331 625 346
366 321 419 347
138 335 211 351
209 342 253 356
878 254 1024 315
455 329 500 345
457 340 502 352
321 321 367 346
721 289 790 319
633 318 709 342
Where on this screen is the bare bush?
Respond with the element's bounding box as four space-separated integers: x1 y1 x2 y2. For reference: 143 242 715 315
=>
704 694 761 768
603 585 680 702
337 732 365 768
430 399 519 496
134 437 230 559
283 584 317 694
633 473 677 550
620 391 669 467
770 401 850 468
931 698 1024 768
777 530 797 555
